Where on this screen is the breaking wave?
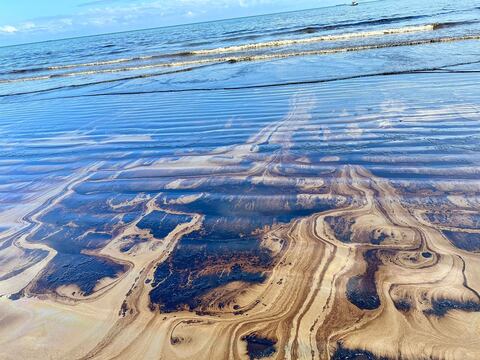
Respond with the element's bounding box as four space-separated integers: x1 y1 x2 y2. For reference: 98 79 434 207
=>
0 21 468 79
1 33 479 85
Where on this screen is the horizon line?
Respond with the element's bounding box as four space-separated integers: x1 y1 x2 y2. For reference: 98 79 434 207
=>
0 1 379 49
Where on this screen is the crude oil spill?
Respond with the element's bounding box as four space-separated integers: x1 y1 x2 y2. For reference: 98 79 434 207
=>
332 343 389 360
424 298 480 317
346 250 381 310
442 230 480 252
136 211 192 239
243 334 277 360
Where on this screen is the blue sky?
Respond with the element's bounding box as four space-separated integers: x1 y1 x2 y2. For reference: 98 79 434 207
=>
0 0 347 46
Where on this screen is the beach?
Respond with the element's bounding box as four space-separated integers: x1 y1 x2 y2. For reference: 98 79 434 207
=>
0 0 480 359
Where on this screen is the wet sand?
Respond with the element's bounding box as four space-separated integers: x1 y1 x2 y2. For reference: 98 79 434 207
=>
0 66 479 359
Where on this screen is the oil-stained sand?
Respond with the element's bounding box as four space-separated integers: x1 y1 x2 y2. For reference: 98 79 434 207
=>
1 68 480 360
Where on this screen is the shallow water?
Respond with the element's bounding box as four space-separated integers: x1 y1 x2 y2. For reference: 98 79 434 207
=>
0 1 480 359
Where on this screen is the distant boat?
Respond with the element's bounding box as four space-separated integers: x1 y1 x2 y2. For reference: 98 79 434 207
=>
351 1 359 5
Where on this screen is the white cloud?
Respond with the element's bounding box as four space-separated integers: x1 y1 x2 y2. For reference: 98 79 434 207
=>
0 22 38 35
0 0 304 38
24 22 36 29
0 25 18 34
79 0 277 23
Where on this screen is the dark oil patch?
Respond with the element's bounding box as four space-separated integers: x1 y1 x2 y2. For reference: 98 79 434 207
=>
332 343 389 360
346 250 381 310
325 216 389 245
31 252 126 296
119 234 148 253
149 233 270 312
242 334 276 360
426 211 480 230
394 298 412 312
424 298 480 317
325 215 355 243
136 211 192 239
442 230 480 252
371 232 388 245
27 193 139 295
8 291 23 301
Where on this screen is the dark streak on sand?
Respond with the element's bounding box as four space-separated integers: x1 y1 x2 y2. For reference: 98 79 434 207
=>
136 211 192 239
332 343 390 360
442 230 480 252
346 250 381 310
424 298 480 317
27 194 142 296
242 334 277 360
325 215 355 243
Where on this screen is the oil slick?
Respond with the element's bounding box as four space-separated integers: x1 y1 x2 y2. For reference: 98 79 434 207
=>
0 84 479 359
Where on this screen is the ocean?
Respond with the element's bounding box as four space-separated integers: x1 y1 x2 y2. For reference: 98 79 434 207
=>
0 0 480 359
